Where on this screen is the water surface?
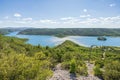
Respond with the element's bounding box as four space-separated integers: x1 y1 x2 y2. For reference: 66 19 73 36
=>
6 32 120 47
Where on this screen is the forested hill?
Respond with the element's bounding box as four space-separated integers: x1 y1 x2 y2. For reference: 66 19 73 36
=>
0 27 28 35
19 28 120 37
0 35 120 80
0 28 16 35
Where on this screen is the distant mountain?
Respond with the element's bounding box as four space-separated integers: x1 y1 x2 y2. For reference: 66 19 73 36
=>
0 27 29 35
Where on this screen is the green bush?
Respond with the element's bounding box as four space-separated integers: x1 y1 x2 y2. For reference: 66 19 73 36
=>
70 59 76 73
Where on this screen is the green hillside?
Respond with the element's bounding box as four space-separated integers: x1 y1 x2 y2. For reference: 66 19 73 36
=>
0 28 13 35
0 35 53 80
19 28 120 37
0 28 27 35
0 35 120 80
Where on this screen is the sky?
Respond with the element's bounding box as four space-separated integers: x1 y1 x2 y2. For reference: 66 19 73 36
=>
0 0 120 28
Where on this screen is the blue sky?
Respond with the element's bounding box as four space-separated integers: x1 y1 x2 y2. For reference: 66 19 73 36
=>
0 0 120 28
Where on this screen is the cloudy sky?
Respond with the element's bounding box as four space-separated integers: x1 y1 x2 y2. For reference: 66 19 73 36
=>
0 0 120 28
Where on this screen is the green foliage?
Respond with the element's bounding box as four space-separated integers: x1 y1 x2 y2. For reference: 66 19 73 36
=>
77 65 88 76
0 28 24 35
61 61 70 70
70 59 76 73
0 54 53 80
0 35 53 80
94 66 103 78
95 60 104 68
103 61 120 80
76 61 88 76
34 52 46 60
0 35 120 79
19 28 120 37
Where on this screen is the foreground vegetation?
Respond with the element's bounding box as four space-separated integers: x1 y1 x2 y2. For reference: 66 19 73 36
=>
19 28 120 37
0 35 120 80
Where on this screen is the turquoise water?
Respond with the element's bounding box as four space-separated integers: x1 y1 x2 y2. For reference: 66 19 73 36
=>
6 32 120 47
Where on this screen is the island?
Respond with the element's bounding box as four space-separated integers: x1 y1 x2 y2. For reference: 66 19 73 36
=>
97 36 107 41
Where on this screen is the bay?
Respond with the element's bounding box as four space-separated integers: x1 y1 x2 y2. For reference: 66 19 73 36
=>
6 32 120 47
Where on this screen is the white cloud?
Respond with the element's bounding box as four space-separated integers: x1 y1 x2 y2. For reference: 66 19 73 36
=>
60 17 74 20
60 16 120 28
109 3 116 7
40 20 51 23
83 9 87 12
0 15 120 28
22 18 32 21
39 19 57 24
80 14 91 18
60 17 80 25
14 13 22 17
